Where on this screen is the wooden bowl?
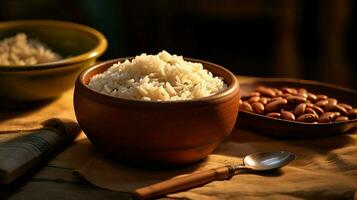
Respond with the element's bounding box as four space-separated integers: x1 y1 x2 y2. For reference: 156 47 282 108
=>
74 58 240 167
237 78 357 139
0 20 107 105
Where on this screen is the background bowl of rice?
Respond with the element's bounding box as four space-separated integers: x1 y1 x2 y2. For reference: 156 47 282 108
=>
0 20 107 105
74 57 240 167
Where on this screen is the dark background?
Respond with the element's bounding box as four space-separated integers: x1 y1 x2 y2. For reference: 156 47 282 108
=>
0 0 356 89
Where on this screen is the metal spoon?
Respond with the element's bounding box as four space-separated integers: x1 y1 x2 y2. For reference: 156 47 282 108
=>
133 151 296 200
237 150 296 171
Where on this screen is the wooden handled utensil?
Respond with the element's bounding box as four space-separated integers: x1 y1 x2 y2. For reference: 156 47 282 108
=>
133 151 296 200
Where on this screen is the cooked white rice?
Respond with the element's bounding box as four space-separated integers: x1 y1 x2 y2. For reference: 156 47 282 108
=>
0 33 62 66
88 51 227 101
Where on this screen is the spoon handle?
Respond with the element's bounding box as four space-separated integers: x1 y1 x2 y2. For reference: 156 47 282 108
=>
133 165 235 200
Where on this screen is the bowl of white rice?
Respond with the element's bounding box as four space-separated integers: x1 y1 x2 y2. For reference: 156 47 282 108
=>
74 51 240 166
0 20 107 105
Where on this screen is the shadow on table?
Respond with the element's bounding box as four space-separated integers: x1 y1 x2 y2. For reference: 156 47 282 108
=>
0 98 57 122
237 168 284 177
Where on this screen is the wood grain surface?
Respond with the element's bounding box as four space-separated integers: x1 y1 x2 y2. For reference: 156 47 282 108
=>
0 76 254 200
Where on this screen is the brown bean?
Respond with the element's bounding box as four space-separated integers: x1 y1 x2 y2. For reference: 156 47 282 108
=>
259 97 269 105
273 88 283 96
265 99 288 113
316 94 328 101
281 111 295 121
305 107 319 118
282 87 297 95
311 105 324 116
255 86 276 97
334 116 349 122
324 98 338 111
315 99 328 108
248 96 260 103
306 103 314 108
252 102 265 114
281 87 293 94
240 101 253 112
318 112 340 123
318 112 335 123
268 97 283 103
266 112 281 118
307 93 317 102
298 88 307 94
279 93 293 98
297 113 317 123
332 105 348 116
286 95 307 104
290 88 298 95
249 92 260 97
347 108 357 119
327 98 338 105
338 103 352 111
297 93 308 99
294 103 306 116
333 112 341 118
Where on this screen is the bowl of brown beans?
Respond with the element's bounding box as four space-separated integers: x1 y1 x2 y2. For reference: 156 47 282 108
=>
237 78 357 139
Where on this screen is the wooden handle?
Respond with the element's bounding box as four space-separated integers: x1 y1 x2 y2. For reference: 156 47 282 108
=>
133 165 235 200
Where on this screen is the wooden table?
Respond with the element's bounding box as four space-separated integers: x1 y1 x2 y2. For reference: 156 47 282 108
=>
1 76 356 200
0 76 251 200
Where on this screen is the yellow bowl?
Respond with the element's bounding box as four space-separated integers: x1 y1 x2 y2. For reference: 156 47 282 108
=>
0 20 107 106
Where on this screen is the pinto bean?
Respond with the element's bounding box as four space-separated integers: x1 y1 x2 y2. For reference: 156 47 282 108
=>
324 98 338 111
332 105 348 116
266 112 281 118
316 99 329 108
265 99 288 113
318 112 340 123
248 96 260 103
259 97 269 105
338 103 352 111
316 94 328 101
307 93 317 102
293 103 306 117
297 113 317 123
281 111 295 121
305 107 319 119
334 116 349 122
298 88 307 94
282 87 295 94
286 95 306 104
273 88 283 96
255 86 276 97
251 102 265 114
311 105 324 116
240 101 253 112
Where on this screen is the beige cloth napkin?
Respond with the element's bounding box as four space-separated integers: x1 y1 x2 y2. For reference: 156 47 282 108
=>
76 127 357 200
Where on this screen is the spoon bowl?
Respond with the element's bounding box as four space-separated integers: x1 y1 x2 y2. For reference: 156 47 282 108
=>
242 151 296 171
